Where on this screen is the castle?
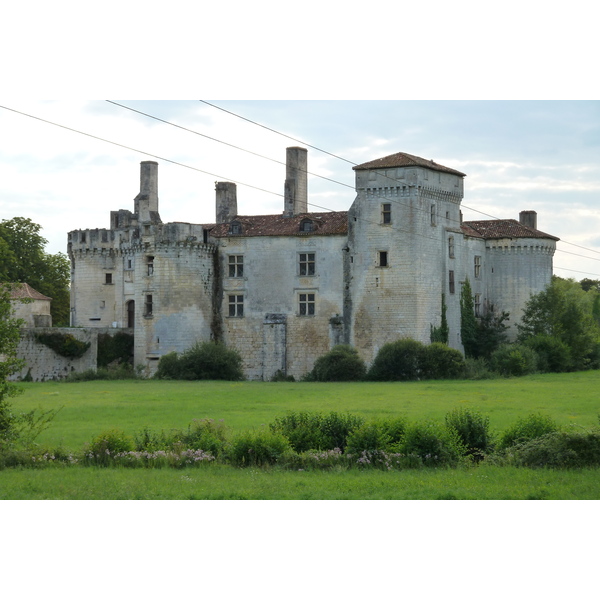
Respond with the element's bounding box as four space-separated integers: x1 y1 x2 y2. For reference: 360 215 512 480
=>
67 148 558 379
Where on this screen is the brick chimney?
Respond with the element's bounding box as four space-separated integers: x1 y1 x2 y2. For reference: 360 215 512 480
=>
284 147 308 216
519 210 537 230
215 182 238 224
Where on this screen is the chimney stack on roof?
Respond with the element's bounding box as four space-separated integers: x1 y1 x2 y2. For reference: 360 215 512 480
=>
519 210 537 230
284 147 308 216
215 182 238 224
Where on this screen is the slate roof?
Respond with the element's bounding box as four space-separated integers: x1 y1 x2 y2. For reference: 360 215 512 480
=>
208 211 349 238
7 282 52 301
353 152 466 177
462 219 559 241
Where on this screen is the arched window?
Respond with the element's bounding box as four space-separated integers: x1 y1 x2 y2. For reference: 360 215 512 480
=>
126 300 135 328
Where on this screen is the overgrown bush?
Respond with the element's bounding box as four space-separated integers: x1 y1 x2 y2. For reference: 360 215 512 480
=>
64 365 139 382
398 420 466 466
307 345 367 382
498 413 560 450
489 344 538 377
172 418 228 457
522 335 572 373
155 341 244 381
345 417 407 455
35 332 90 358
269 411 365 452
97 332 134 368
227 428 292 467
445 408 493 458
503 431 600 468
463 357 496 380
366 339 424 381
420 343 466 380
85 429 134 465
270 370 295 382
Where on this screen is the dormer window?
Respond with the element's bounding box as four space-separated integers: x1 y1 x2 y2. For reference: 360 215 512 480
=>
230 221 242 235
299 219 314 233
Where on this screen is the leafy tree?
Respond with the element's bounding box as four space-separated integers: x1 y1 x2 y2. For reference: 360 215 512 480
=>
580 278 600 293
517 276 600 370
0 284 26 444
430 293 449 344
0 217 70 326
475 304 510 360
460 278 478 358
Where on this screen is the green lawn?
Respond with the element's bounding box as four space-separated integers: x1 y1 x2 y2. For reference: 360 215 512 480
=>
2 371 600 500
11 371 600 451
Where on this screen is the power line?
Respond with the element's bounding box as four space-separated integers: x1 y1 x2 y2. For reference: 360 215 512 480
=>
200 100 600 260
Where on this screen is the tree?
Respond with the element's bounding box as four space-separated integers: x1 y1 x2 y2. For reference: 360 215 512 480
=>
0 284 26 444
0 217 70 326
475 304 510 360
517 276 600 370
430 293 449 344
460 278 478 358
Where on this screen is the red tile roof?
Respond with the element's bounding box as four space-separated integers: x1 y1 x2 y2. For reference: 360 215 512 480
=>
208 211 348 238
462 219 559 241
354 152 466 177
7 282 52 301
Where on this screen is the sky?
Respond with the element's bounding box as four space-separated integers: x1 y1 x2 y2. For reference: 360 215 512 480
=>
1 99 599 280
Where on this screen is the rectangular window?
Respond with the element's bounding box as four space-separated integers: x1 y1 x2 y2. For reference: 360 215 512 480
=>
228 294 244 317
378 251 388 267
228 255 244 278
382 203 392 224
299 253 316 276
299 292 315 316
449 270 455 294
144 294 153 316
105 273 113 285
448 236 455 259
430 204 436 226
147 256 154 276
474 255 481 279
474 293 481 317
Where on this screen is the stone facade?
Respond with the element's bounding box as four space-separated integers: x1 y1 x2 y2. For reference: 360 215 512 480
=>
67 149 558 379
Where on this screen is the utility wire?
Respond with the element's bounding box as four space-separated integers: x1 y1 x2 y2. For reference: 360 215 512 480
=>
200 100 600 259
3 102 600 266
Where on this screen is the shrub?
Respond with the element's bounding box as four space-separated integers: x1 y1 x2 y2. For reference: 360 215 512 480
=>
35 332 90 358
463 357 496 380
308 345 367 382
498 413 560 450
504 431 600 468
86 429 134 465
134 426 174 452
227 428 292 467
345 417 407 455
270 370 295 382
445 408 493 458
155 341 244 381
64 365 139 382
269 411 364 452
367 339 424 381
97 332 134 368
522 335 572 373
398 421 466 466
489 344 538 377
420 343 465 380
173 418 229 457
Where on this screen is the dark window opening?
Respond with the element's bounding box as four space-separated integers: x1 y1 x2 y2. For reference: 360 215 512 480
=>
378 251 388 267
105 273 113 285
228 255 244 278
230 222 242 235
300 219 314 232
382 203 391 224
127 300 135 328
147 256 154 276
449 270 455 294
144 294 153 316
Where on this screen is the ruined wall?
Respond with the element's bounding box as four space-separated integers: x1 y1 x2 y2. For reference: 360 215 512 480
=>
11 327 98 381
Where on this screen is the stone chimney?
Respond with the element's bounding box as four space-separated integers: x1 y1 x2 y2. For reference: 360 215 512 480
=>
284 147 308 216
215 182 238 224
519 210 537 230
134 161 161 223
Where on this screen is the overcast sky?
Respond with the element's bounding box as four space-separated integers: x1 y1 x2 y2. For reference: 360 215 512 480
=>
1 100 599 280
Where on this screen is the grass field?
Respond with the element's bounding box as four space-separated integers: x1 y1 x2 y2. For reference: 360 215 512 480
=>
2 370 600 499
